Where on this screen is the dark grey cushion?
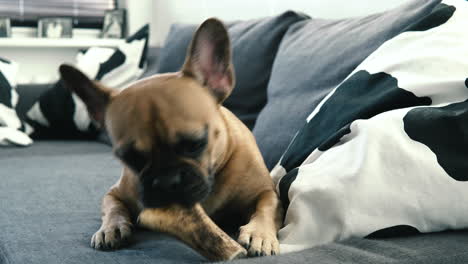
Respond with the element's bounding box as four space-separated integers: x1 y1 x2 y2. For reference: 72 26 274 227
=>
156 11 309 129
140 47 161 79
253 0 442 169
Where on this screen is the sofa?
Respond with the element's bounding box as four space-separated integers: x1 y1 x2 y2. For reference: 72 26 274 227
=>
3 0 468 263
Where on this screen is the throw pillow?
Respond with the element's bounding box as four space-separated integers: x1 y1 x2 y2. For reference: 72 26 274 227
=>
0 57 33 146
26 25 149 139
271 0 468 253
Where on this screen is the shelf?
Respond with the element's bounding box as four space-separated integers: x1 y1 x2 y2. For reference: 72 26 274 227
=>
0 38 125 48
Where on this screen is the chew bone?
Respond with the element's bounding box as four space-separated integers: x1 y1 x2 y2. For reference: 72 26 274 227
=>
138 203 247 261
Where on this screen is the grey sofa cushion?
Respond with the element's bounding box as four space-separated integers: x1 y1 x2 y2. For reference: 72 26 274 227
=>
139 47 161 79
156 11 309 130
252 0 442 169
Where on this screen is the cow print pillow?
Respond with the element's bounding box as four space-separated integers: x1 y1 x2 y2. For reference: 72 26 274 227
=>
271 0 468 254
0 58 33 146
26 25 149 139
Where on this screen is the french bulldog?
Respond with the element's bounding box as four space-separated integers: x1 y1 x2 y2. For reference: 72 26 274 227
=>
59 18 283 261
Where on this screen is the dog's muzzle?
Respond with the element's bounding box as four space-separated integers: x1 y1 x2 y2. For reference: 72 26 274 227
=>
140 163 213 208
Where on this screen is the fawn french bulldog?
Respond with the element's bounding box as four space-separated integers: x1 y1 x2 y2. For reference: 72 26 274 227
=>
59 18 283 261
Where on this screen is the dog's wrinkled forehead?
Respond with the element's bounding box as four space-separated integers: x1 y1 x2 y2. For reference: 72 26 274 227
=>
106 73 218 151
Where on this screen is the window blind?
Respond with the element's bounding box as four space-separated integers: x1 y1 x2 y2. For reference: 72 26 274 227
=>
0 0 117 28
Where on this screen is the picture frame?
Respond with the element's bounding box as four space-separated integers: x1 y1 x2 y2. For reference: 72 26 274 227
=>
0 17 11 38
38 17 73 38
100 9 126 39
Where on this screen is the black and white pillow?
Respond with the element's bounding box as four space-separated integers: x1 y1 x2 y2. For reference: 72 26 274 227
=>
271 0 468 254
0 58 33 146
26 25 149 139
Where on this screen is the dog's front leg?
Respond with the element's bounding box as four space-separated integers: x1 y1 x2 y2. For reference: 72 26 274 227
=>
238 190 283 256
91 189 133 250
138 203 247 261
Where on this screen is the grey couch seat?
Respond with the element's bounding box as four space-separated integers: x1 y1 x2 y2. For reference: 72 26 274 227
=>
3 141 468 264
0 141 204 264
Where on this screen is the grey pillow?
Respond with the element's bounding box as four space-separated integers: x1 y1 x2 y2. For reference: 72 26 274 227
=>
253 0 442 169
156 11 309 129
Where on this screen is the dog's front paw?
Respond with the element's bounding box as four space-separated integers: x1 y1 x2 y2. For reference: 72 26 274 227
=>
238 222 279 257
91 221 132 250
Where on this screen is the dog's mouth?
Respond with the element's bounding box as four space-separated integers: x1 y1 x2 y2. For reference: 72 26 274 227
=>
142 182 212 208
140 167 214 208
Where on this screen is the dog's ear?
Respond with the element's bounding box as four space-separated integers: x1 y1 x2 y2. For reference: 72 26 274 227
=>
182 18 235 104
59 64 113 127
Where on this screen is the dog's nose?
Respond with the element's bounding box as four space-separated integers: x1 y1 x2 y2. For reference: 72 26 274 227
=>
153 169 183 189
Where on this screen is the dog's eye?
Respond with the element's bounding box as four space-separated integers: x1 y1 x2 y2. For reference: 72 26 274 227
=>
176 127 209 157
115 143 148 173
177 140 206 157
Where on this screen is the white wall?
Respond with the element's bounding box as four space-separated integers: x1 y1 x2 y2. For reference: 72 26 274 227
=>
1 0 410 84
125 0 410 46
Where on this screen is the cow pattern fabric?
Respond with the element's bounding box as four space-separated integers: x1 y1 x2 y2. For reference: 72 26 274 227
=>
25 25 149 140
0 58 32 146
272 0 468 254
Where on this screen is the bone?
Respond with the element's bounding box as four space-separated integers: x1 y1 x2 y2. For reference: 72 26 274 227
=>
138 203 247 261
